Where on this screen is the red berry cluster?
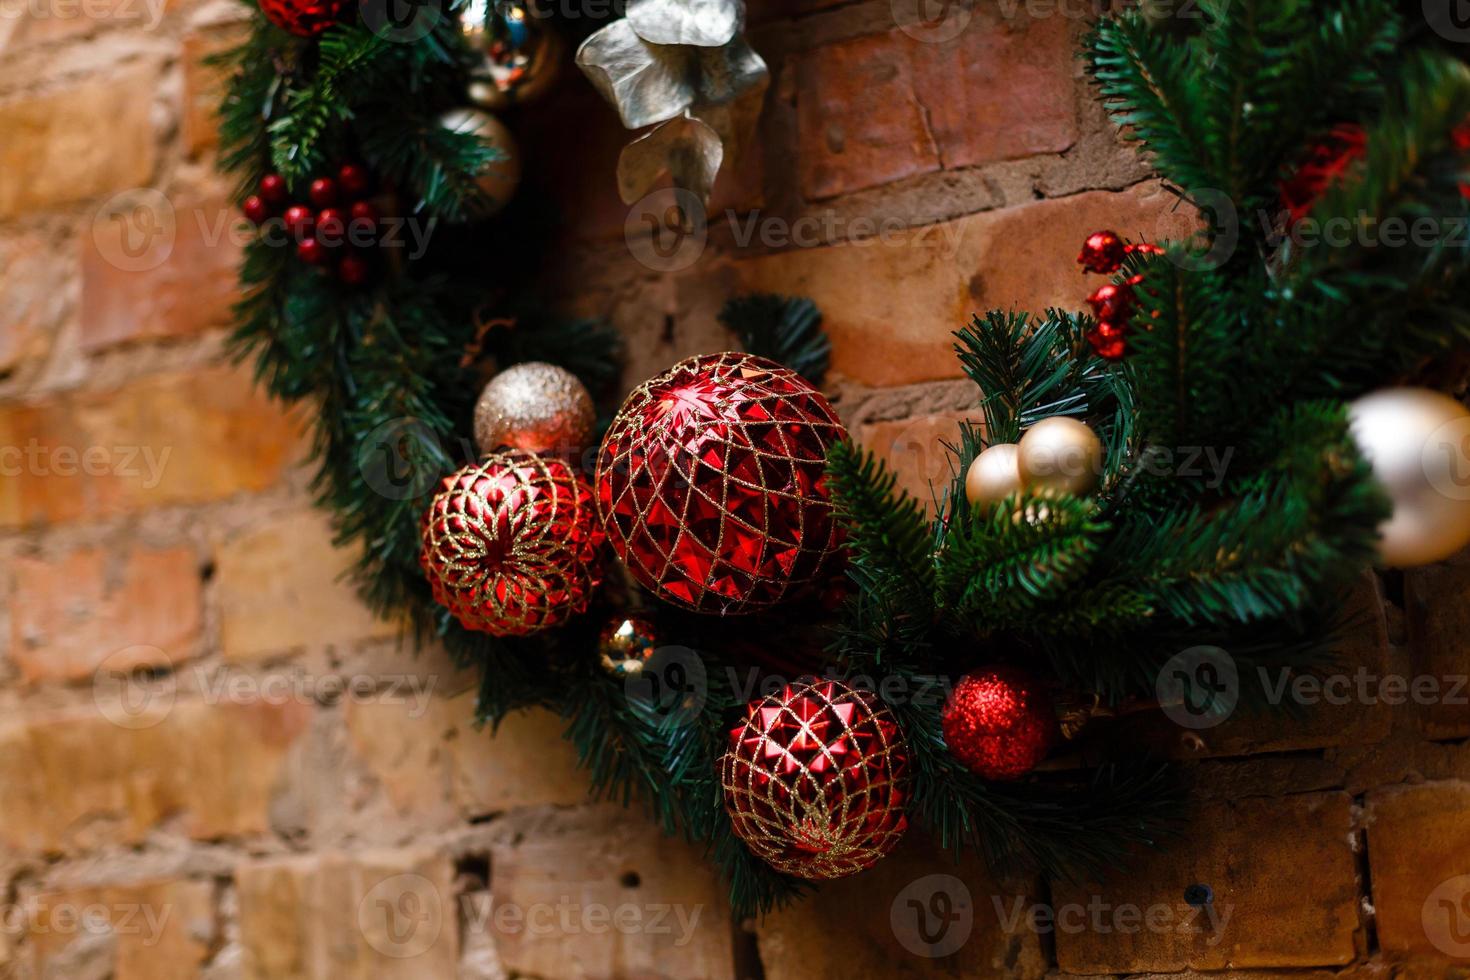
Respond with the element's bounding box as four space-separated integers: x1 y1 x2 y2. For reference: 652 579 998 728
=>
1076 230 1162 362
242 163 378 286
1454 118 1470 200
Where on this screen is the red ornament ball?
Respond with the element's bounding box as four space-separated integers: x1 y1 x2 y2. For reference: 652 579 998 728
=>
1279 123 1367 223
257 0 349 36
720 679 910 879
942 667 1056 780
1086 322 1128 362
242 195 270 225
258 173 288 205
420 450 604 636
1078 230 1127 275
1086 282 1135 323
595 352 847 615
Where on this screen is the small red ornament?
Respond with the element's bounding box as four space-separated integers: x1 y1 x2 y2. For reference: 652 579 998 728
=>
720 679 909 879
1086 322 1128 362
257 0 348 36
338 252 370 285
308 177 338 208
338 162 372 199
283 204 314 236
1078 230 1127 275
296 236 325 264
258 173 287 205
1086 282 1135 323
941 667 1056 780
420 450 604 636
242 195 270 225
1279 123 1367 223
596 352 847 615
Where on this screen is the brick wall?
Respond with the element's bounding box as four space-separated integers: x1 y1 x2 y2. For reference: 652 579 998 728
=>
0 1 1467 977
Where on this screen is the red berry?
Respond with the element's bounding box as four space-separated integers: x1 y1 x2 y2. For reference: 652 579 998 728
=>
316 207 346 246
296 237 326 265
309 177 338 208
242 195 270 225
348 200 378 224
338 253 371 285
347 201 378 242
1078 230 1127 275
283 204 314 236
338 163 371 199
258 173 287 205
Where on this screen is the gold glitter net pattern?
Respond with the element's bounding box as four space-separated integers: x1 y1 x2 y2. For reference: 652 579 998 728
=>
595 352 848 615
719 679 910 880
420 449 604 636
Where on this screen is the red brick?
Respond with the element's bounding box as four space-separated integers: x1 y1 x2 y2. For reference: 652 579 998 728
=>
81 190 243 349
237 849 457 979
0 366 305 528
796 17 1077 200
10 545 202 683
758 833 1045 978
1405 560 1470 740
0 233 66 371
857 411 972 513
1366 781 1470 960
0 699 311 853
25 877 214 980
182 29 244 158
0 65 159 219
1051 793 1360 972
0 0 173 50
734 182 1193 385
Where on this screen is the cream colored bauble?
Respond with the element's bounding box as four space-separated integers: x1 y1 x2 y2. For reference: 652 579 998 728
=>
439 108 522 215
965 443 1023 506
1349 387 1470 567
1016 417 1103 497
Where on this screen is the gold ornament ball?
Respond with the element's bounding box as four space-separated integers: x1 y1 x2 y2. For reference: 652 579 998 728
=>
439 108 521 215
1350 387 1470 567
597 616 658 677
1016 417 1103 497
965 443 1024 506
474 362 596 456
463 0 564 110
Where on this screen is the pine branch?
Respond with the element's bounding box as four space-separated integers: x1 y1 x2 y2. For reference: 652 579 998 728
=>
720 294 832 385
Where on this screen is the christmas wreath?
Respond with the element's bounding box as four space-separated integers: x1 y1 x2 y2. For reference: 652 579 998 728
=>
217 0 1470 914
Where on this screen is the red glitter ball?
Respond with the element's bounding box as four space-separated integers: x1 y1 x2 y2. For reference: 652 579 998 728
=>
719 679 909 879
257 0 349 36
941 667 1056 780
1086 321 1128 362
595 352 848 615
420 450 604 636
1086 281 1135 322
1078 230 1127 275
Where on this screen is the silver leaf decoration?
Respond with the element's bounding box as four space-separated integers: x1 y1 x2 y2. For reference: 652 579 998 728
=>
626 0 742 47
576 0 768 206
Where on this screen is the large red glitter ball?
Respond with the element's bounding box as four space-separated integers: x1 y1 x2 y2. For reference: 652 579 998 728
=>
257 0 349 37
595 352 848 615
720 679 909 879
942 667 1056 780
420 450 604 636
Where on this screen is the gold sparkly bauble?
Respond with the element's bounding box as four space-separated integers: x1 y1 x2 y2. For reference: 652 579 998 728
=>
438 108 521 215
597 616 658 677
1350 387 1470 567
474 361 596 456
462 0 564 111
1016 417 1103 497
965 443 1024 506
